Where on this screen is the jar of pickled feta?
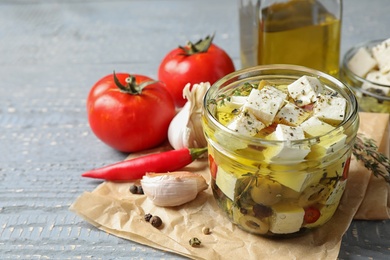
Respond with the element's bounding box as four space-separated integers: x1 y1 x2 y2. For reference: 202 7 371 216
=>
202 64 359 237
341 39 390 114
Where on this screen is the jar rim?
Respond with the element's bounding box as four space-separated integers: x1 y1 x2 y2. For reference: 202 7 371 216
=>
203 64 359 146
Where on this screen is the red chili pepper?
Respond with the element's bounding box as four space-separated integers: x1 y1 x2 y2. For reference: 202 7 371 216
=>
81 147 208 181
303 207 321 224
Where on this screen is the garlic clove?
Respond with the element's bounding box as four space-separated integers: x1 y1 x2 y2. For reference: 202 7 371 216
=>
140 171 208 207
168 82 210 150
167 101 191 150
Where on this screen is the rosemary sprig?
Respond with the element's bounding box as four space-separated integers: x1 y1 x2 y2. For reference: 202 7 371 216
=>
352 133 390 184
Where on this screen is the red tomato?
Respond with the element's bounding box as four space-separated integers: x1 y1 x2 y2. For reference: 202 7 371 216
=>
208 154 218 179
342 157 351 180
158 35 235 107
87 72 176 153
304 207 321 224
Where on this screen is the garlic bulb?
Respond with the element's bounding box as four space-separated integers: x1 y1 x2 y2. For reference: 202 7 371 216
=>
168 82 210 150
140 171 208 207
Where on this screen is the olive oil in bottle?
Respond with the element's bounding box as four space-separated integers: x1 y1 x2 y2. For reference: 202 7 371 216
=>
239 0 342 77
258 0 341 76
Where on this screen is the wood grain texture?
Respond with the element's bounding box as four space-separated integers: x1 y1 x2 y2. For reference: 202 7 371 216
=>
0 0 389 259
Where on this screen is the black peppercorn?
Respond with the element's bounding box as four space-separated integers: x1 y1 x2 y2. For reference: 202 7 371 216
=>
129 184 144 195
150 216 162 228
129 184 138 194
144 213 153 222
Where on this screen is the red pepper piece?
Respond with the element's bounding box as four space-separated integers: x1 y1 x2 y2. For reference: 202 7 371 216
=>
81 147 208 181
304 207 321 224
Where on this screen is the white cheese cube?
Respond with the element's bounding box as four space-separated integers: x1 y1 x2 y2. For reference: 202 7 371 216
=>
271 170 323 193
230 95 248 105
274 102 311 126
244 87 287 126
314 94 346 124
300 117 335 137
275 124 305 140
287 76 323 106
324 180 347 205
215 167 244 201
217 96 247 113
347 47 378 77
264 124 310 162
362 70 390 96
305 132 347 160
227 109 266 137
269 204 305 234
372 38 390 74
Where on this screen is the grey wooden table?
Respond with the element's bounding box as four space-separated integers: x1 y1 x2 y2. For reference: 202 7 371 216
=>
1 0 389 259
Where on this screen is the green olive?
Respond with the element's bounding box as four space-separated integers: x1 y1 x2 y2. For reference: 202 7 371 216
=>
250 178 282 206
239 215 269 235
298 184 329 207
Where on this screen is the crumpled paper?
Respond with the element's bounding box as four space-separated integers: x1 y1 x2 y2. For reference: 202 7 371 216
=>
353 112 389 219
70 112 389 260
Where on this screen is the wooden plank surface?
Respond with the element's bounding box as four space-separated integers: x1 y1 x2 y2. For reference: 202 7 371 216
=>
1 0 389 259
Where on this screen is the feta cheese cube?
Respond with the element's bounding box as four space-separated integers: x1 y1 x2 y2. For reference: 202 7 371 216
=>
215 167 244 201
314 94 346 124
264 124 310 161
217 95 247 114
227 109 266 137
275 102 311 126
274 124 305 140
244 86 287 126
324 180 347 205
271 170 323 192
287 76 323 106
362 70 390 96
305 132 347 159
269 204 305 234
347 47 378 77
230 95 248 105
300 117 335 137
372 38 390 74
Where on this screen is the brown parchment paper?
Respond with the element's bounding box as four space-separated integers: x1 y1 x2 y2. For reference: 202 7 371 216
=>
70 112 389 260
353 112 390 219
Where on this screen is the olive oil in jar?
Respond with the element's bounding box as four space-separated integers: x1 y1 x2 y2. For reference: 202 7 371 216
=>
258 0 341 76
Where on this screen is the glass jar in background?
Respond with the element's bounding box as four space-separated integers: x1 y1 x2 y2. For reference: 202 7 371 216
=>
341 39 390 113
202 65 359 237
239 0 342 77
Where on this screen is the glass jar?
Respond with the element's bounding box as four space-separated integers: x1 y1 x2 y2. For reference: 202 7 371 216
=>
202 64 359 237
341 39 390 113
239 0 342 77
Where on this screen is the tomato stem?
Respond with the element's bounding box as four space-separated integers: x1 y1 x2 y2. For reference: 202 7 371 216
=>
179 34 215 56
113 71 157 95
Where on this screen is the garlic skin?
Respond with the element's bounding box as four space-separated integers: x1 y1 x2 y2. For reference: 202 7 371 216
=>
140 171 208 207
168 82 210 150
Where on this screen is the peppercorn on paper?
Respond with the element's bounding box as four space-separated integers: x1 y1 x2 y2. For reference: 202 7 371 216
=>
70 112 389 260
